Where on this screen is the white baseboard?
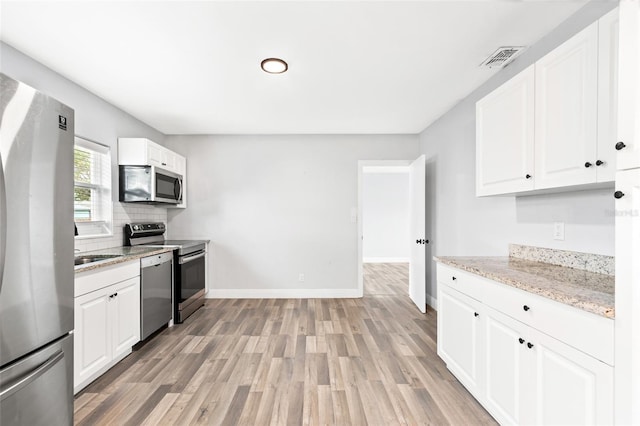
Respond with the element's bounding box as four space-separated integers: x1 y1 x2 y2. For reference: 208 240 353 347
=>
427 294 438 311
363 257 410 263
207 288 362 299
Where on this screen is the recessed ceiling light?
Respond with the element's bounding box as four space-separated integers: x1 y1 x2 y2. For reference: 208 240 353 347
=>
261 58 288 74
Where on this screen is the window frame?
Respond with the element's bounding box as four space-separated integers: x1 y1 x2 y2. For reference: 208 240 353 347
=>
74 136 113 238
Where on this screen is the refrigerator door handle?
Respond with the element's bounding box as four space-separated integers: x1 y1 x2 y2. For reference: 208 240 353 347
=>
0 350 64 401
0 153 5 291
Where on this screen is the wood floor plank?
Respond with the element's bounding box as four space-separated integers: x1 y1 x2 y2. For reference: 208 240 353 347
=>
74 263 496 425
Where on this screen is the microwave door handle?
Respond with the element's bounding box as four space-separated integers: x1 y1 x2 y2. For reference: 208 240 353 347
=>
176 178 183 202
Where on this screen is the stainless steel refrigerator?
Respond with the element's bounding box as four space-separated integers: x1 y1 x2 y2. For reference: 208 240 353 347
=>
0 73 74 424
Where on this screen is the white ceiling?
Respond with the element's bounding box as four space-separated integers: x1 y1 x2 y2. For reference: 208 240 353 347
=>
0 1 589 135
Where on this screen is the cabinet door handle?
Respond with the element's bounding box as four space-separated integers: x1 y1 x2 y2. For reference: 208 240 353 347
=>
474 312 479 317
525 174 532 179
523 305 530 311
616 141 627 151
518 338 525 344
595 160 604 166
614 191 625 199
527 342 534 349
584 162 592 168
452 276 457 281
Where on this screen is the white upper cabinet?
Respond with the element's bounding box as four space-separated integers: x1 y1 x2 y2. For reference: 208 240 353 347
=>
616 3 640 171
476 65 535 196
476 9 619 195
534 21 599 189
118 137 182 175
596 8 620 181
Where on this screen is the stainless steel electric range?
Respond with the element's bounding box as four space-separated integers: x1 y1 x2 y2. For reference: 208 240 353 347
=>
124 223 209 323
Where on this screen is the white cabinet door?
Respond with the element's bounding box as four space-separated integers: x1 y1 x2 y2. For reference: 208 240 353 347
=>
111 277 140 359
534 22 599 189
615 168 640 423
616 2 640 171
438 285 483 396
74 287 111 388
476 65 535 196
596 8 619 182
146 141 164 168
530 328 614 425
483 306 531 425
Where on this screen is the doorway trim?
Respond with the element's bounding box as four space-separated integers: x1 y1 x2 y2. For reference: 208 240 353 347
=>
357 159 412 297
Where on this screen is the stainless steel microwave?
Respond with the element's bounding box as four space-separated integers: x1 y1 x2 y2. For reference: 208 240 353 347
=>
119 165 183 204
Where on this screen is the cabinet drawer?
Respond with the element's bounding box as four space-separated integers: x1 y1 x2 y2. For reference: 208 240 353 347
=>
75 260 139 297
437 263 487 302
484 280 613 365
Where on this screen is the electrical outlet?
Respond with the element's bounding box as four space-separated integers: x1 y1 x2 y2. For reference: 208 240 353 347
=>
553 222 565 241
298 273 305 282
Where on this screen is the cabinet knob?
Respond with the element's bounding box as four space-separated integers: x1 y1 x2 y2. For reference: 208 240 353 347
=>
595 160 604 166
452 276 457 281
523 305 530 311
519 338 525 344
474 312 479 317
584 162 592 168
527 342 534 349
614 191 625 199
525 174 532 179
616 141 627 151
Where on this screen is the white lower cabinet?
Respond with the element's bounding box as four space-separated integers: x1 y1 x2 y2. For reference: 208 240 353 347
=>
74 261 141 394
437 264 614 425
438 285 484 397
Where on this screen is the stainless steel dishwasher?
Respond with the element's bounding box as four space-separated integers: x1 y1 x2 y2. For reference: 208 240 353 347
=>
140 251 173 340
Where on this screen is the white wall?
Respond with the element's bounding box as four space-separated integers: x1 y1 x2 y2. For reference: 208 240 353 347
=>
362 172 410 262
420 1 617 303
165 134 420 297
1 42 169 251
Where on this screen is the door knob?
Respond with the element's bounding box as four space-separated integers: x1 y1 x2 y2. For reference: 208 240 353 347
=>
519 338 525 344
584 162 592 168
527 342 534 349
614 191 625 199
616 141 627 151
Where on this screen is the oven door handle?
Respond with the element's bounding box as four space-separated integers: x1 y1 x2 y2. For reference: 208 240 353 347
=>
179 251 205 265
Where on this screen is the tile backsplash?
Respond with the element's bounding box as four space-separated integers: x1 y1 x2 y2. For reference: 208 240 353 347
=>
74 203 167 252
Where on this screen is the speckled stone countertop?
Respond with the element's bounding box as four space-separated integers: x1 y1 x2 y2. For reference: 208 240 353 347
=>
434 256 615 319
74 246 175 273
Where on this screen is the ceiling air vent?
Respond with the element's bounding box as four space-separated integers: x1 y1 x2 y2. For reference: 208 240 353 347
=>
480 46 526 69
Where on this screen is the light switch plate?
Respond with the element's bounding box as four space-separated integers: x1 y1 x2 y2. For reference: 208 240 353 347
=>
553 222 565 241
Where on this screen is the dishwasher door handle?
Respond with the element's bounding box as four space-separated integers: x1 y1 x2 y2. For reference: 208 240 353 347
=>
179 251 205 265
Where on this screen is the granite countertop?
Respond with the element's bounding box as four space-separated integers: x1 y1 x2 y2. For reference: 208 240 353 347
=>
74 246 175 273
434 256 615 319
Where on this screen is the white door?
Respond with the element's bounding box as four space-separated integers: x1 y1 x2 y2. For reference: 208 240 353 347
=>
530 328 614 426
534 21 598 189
112 277 141 358
409 155 426 313
483 306 531 425
616 1 640 171
596 8 620 182
476 64 535 196
438 285 483 396
74 288 111 389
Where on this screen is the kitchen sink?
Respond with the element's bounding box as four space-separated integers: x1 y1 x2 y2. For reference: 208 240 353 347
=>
74 254 122 266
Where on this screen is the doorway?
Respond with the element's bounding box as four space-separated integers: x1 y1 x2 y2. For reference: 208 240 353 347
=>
357 157 427 313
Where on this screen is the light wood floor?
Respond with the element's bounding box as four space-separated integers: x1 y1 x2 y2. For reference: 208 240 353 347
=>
74 263 495 425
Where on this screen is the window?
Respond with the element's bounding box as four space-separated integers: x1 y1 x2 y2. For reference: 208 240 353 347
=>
74 136 112 237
